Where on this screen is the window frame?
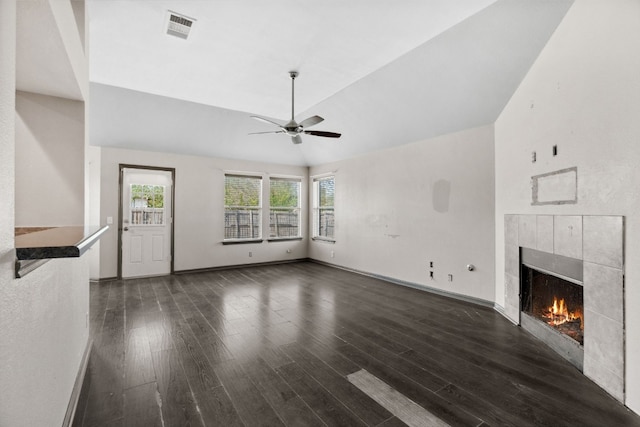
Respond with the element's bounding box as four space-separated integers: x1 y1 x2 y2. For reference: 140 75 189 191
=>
268 176 302 241
223 173 263 243
312 175 335 242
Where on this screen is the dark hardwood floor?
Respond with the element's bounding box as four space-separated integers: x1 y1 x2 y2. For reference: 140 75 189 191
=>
73 261 640 426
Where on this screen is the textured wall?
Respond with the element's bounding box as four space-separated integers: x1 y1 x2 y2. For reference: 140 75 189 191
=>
0 0 16 258
0 257 90 426
309 125 496 303
0 1 19 420
0 2 90 425
495 0 640 414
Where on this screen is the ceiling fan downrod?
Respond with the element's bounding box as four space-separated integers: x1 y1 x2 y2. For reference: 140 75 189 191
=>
289 71 298 122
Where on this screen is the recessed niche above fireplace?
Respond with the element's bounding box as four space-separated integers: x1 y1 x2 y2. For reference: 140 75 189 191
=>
531 167 577 205
504 214 625 402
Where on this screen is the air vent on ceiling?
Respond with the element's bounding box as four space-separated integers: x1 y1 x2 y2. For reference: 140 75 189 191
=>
166 11 195 39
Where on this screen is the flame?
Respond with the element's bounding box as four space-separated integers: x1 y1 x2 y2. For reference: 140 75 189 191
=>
545 297 583 330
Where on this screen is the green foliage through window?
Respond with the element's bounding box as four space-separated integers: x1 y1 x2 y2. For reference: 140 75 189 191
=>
270 178 301 238
270 179 299 208
225 175 261 207
318 178 334 207
130 184 165 225
131 184 164 208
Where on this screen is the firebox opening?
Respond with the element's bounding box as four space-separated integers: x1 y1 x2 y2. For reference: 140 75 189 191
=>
521 265 584 345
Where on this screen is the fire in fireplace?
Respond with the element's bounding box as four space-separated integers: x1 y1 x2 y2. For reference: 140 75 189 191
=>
521 264 584 345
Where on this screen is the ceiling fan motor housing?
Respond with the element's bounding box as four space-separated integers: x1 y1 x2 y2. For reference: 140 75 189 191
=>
284 120 303 136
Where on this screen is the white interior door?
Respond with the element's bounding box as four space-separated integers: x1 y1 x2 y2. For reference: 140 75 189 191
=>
121 168 172 278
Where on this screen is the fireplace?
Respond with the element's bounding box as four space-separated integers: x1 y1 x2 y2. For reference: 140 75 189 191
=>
521 265 583 345
519 247 584 370
505 215 625 402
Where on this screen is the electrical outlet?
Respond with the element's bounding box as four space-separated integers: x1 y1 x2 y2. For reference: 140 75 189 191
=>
429 271 434 280
249 252 252 257
429 261 434 268
448 274 453 282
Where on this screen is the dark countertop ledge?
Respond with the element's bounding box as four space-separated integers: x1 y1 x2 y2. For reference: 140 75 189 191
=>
15 225 109 260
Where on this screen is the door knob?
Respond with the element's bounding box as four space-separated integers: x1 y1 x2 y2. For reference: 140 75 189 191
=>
123 227 129 231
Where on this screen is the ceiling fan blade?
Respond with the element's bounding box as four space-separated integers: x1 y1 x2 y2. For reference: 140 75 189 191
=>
248 130 285 135
303 130 341 138
251 115 283 128
299 115 324 129
291 135 303 145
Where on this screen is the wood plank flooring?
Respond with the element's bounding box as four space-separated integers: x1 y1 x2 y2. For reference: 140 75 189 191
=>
73 261 640 426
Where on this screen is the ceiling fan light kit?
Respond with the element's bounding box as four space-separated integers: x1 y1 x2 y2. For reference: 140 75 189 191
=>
250 71 342 145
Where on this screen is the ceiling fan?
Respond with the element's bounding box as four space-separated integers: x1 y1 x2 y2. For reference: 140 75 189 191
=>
250 71 342 145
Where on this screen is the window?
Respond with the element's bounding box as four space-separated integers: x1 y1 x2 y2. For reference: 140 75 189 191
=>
313 176 335 240
130 184 165 225
224 174 261 240
269 178 301 239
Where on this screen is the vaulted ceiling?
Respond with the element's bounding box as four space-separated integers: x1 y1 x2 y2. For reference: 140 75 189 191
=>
88 0 574 166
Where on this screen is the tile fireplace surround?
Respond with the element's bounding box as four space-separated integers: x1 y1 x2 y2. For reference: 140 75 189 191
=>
504 214 624 402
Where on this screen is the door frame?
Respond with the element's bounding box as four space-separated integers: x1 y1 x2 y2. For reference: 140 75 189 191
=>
118 164 176 279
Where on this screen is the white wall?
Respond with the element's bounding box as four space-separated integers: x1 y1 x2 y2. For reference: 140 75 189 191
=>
0 1 16 251
0 0 17 288
309 125 495 303
0 2 90 426
87 144 102 279
99 147 309 278
15 91 85 227
0 257 90 426
495 0 640 413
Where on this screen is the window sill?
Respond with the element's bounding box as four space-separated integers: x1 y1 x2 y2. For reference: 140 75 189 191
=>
222 239 264 245
267 237 303 242
312 237 336 244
